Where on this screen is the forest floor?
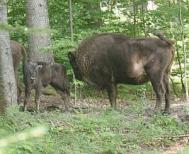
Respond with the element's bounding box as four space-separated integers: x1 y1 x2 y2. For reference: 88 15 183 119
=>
1 90 189 154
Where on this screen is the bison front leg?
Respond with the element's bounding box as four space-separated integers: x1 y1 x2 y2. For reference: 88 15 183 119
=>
106 83 117 109
35 87 41 112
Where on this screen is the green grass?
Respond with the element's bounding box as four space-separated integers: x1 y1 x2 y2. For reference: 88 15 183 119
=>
1 99 189 154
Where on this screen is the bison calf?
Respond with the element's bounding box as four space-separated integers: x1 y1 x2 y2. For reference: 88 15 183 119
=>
68 33 175 113
23 61 70 112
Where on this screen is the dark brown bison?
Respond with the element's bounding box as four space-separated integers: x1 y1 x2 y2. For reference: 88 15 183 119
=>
11 40 26 103
23 61 70 112
68 33 175 113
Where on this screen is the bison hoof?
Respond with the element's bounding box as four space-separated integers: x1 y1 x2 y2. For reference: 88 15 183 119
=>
110 105 117 110
163 110 171 115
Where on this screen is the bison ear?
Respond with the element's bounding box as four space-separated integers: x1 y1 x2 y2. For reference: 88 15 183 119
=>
68 52 75 60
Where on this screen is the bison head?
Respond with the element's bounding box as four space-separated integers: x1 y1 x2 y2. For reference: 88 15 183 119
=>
68 52 82 80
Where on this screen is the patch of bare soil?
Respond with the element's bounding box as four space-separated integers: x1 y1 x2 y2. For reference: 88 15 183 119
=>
20 91 189 153
161 102 189 154
163 136 189 154
19 88 130 112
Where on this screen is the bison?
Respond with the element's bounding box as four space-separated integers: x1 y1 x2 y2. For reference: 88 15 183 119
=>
11 40 26 103
68 33 175 113
23 61 70 112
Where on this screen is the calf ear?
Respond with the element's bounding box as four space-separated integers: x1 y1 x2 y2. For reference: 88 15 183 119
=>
68 52 75 61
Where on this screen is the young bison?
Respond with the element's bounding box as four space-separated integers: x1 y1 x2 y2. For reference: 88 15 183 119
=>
68 33 175 113
11 40 26 103
23 62 70 112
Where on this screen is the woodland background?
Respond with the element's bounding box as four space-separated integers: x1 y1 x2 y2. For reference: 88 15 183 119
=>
8 0 189 98
1 0 189 153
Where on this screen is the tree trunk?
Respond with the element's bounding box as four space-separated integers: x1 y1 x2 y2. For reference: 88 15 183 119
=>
179 0 188 100
175 43 185 94
132 0 136 37
0 0 17 113
26 0 53 62
68 0 73 42
83 1 103 28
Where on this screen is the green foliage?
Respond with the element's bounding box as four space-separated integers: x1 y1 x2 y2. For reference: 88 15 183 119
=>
7 0 189 96
3 1 189 153
1 101 189 153
51 38 75 65
180 147 189 154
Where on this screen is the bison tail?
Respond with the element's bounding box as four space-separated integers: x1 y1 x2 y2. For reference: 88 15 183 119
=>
153 32 175 46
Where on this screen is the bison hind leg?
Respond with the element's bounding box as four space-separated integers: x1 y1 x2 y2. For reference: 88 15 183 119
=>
146 68 166 113
106 83 117 109
163 73 170 114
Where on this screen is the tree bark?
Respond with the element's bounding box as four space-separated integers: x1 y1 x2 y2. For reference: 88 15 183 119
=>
26 0 53 62
132 0 137 37
0 0 17 113
68 0 73 42
179 0 188 100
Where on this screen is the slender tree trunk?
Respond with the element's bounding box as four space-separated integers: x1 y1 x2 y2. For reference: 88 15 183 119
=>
83 1 102 28
175 43 185 93
0 61 5 114
179 0 188 100
0 0 17 113
132 0 136 37
170 77 178 96
68 0 73 42
68 0 77 104
141 4 147 36
26 0 53 62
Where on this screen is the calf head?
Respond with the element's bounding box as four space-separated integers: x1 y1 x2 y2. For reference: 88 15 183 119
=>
68 52 82 80
27 62 43 86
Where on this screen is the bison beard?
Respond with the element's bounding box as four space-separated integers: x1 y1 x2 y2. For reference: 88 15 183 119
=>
68 33 175 114
23 62 70 112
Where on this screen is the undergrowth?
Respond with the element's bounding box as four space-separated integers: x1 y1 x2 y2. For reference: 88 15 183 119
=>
1 99 189 154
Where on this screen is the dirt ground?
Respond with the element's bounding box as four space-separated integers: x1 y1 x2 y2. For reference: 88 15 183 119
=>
20 92 189 154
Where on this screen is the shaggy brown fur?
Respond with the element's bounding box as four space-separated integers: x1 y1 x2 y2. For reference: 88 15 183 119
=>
68 33 175 113
23 62 70 112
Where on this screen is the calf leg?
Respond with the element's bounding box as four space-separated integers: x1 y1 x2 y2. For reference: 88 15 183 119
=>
35 87 41 112
57 90 70 111
163 74 170 114
24 87 31 111
106 83 117 109
50 80 70 111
